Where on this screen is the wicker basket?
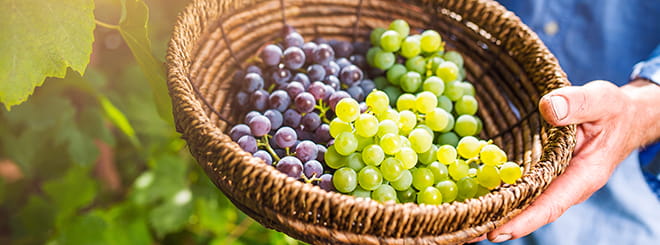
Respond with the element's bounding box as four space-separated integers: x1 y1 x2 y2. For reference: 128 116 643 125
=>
166 0 576 244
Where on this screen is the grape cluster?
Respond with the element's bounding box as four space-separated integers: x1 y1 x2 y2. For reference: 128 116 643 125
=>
325 20 523 204
230 27 373 190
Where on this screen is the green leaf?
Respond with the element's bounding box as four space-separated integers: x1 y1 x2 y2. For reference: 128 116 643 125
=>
101 203 152 245
11 195 56 243
118 0 173 125
148 188 193 237
0 0 95 110
132 154 187 205
99 96 140 147
54 212 108 245
42 166 97 223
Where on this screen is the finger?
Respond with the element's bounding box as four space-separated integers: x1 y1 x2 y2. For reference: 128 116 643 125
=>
467 234 487 243
539 80 620 126
486 154 600 242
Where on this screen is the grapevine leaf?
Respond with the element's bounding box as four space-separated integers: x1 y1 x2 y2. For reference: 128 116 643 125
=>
148 189 193 237
0 0 95 110
42 166 97 222
102 203 153 245
11 195 56 243
54 212 108 245
132 154 187 205
99 96 140 147
118 0 173 125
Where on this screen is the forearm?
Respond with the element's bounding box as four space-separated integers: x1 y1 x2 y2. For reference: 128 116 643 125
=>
622 79 660 146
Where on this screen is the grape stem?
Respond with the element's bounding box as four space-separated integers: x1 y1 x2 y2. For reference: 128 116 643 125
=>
258 135 281 163
314 99 332 124
301 173 322 183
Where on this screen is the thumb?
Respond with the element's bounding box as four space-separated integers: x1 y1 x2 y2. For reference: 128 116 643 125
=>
539 80 620 126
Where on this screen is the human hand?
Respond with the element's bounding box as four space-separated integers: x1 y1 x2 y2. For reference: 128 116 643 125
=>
470 79 660 243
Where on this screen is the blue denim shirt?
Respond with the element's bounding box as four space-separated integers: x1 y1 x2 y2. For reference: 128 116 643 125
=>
478 0 660 244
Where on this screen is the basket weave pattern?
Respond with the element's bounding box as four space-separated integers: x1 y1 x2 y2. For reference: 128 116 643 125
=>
166 0 576 244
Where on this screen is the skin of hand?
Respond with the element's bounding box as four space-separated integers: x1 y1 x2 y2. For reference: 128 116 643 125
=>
469 79 660 243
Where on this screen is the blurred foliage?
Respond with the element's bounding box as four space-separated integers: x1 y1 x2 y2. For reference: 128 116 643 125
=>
0 0 304 244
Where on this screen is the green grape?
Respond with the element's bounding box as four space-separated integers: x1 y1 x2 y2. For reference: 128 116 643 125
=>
335 131 358 156
366 46 381 67
386 64 407 85
388 19 410 40
397 187 417 203
468 167 478 178
423 76 445 96
420 30 442 53
412 167 435 190
346 152 366 172
477 165 501 190
396 94 416 111
358 166 383 191
458 67 467 81
443 50 464 68
480 144 507 166
399 135 412 148
335 98 360 122
428 161 449 182
362 144 385 166
499 161 523 184
443 80 464 101
415 91 437 114
374 50 396 70
456 136 480 159
456 177 478 201
455 114 478 137
400 35 421 58
370 27 387 46
436 145 458 165
377 108 399 122
355 114 379 137
417 186 443 205
377 119 399 137
475 116 483 135
391 169 413 191
333 167 357 193
380 157 404 181
398 110 417 132
379 30 401 52
437 95 453 112
429 56 445 75
416 124 434 136
448 159 469 180
435 61 459 83
329 118 353 138
383 85 402 107
439 113 455 133
380 133 402 155
418 144 438 165
372 184 398 203
436 132 460 147
459 81 475 96
374 76 388 89
356 134 373 152
325 145 346 169
365 90 390 115
395 147 418 169
405 56 426 74
474 185 490 197
455 95 478 115
399 71 422 93
351 186 372 199
408 128 433 153
435 180 458 203
425 108 449 131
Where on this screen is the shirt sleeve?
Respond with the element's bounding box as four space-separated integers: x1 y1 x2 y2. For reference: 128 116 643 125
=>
631 44 660 85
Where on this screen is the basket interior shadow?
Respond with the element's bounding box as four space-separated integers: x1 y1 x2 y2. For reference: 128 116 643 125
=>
166 0 576 244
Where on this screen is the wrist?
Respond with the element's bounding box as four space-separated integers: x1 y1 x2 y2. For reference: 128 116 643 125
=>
622 79 660 146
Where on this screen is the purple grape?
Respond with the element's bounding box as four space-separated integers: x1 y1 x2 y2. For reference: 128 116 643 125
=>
352 41 370 55
284 32 304 48
276 156 303 179
286 82 305 99
347 85 365 101
314 124 331 143
243 73 264 92
323 61 340 77
313 37 328 44
236 91 249 106
268 66 292 85
296 128 314 141
359 102 368 113
331 40 354 58
275 148 286 158
291 73 310 88
244 111 261 124
328 91 351 111
229 124 251 141
246 65 262 75
283 47 305 70
254 150 273 165
339 65 363 86
302 42 318 64
307 82 327 101
237 135 258 153
303 160 324 179
307 64 326 82
316 144 327 162
268 90 291 112
335 57 352 68
301 112 321 131
250 89 269 111
319 173 334 191
349 54 367 69
264 109 283 129
261 44 282 66
248 115 271 137
323 85 335 102
274 127 297 148
283 109 302 128
323 75 340 90
313 43 335 65
294 92 316 114
360 79 376 94
296 140 318 163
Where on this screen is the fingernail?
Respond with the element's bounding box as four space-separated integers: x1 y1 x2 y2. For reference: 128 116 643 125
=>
492 233 512 243
549 95 568 121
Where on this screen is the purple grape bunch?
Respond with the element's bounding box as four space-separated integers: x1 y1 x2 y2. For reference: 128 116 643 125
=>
230 28 372 191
